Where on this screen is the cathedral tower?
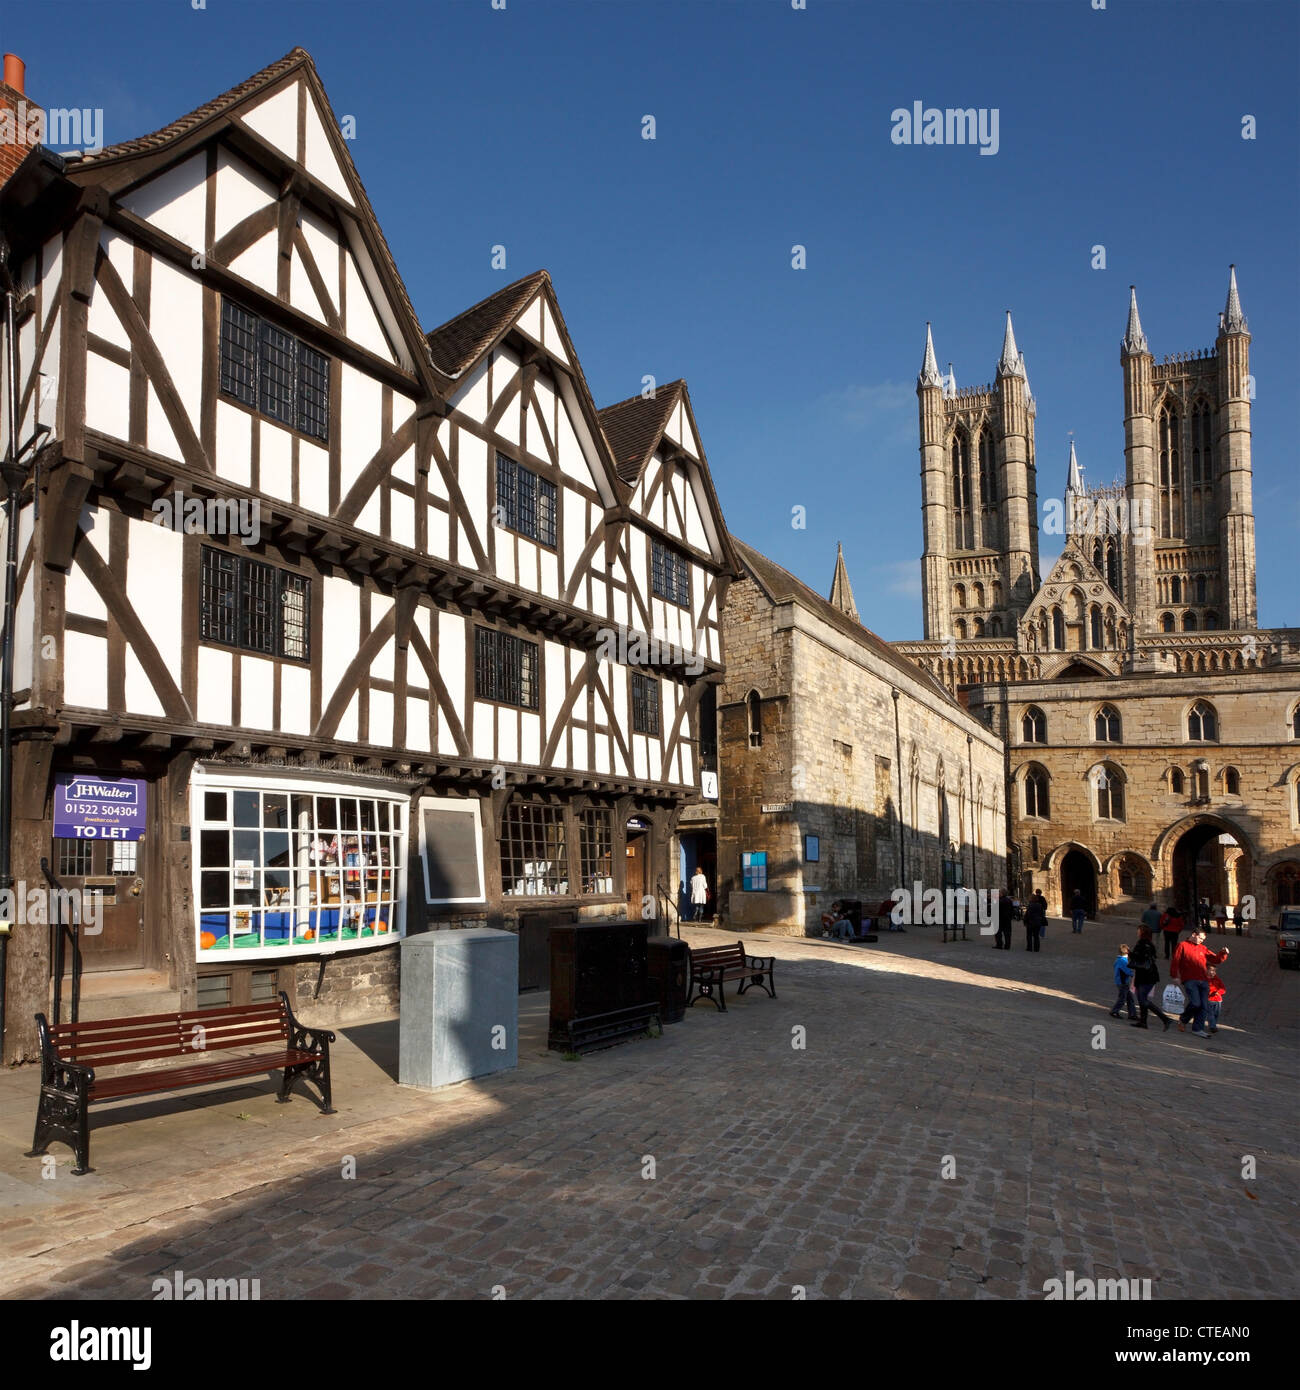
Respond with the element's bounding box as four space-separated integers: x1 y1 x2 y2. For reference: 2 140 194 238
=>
916 316 1039 642
1121 269 1255 635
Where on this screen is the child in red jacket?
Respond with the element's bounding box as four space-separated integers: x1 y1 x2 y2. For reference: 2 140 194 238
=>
1206 965 1226 1035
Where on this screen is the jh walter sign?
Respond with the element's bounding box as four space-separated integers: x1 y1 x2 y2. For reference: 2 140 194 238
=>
54 778 147 841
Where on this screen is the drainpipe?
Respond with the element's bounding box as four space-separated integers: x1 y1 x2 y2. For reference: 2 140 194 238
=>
966 732 976 890
891 689 905 888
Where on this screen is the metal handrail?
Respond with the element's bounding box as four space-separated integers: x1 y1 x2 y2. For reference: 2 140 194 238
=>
42 857 80 1026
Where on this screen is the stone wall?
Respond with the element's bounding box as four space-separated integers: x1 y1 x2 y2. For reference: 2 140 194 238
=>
718 574 1007 935
979 666 1300 918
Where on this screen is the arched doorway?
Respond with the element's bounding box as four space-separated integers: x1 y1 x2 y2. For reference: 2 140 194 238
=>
1060 849 1097 919
1168 820 1252 915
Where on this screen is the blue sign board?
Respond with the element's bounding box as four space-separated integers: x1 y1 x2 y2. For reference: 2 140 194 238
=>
53 777 147 841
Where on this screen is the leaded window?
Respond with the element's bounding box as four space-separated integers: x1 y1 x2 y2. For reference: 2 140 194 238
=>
578 809 614 894
200 546 311 662
495 453 557 547
474 627 539 709
631 672 660 736
651 540 690 607
219 296 331 441
499 804 568 896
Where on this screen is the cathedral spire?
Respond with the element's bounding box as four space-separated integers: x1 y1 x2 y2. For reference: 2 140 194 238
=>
1121 285 1148 356
829 543 860 623
918 322 942 388
1223 264 1247 333
998 310 1024 378
1064 440 1085 536
943 362 956 398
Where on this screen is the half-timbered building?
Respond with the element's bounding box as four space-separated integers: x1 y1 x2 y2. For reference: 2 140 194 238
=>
0 49 737 1060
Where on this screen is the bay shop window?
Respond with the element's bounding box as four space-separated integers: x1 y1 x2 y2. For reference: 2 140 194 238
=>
194 772 408 960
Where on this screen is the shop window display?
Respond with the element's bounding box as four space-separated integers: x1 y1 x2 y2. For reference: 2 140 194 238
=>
197 782 406 955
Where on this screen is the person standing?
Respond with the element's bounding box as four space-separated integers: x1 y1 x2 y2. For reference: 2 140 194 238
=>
1206 965 1226 1035
1024 890 1046 951
689 866 710 922
1231 902 1246 936
995 889 1014 950
1197 897 1212 933
1110 944 1138 1020
1070 888 1086 934
1212 902 1227 934
1160 905 1184 960
1141 901 1161 935
1170 929 1229 1039
1129 926 1171 1031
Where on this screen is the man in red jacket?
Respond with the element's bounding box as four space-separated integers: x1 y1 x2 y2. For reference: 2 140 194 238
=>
1170 930 1229 1038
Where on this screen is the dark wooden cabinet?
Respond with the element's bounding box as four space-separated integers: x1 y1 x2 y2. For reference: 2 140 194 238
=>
548 919 651 1047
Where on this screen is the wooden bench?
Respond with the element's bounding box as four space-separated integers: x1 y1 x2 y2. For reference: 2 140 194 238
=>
27 993 335 1175
687 941 776 1012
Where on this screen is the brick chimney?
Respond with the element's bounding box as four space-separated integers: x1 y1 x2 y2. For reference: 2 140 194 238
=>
1 53 32 188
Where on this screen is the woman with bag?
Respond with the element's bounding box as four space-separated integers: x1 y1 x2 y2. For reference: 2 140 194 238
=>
1129 926 1172 1031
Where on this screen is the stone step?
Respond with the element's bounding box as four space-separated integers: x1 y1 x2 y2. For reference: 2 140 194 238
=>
53 968 180 1021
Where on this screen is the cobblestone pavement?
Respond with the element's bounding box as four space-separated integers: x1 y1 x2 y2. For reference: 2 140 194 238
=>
1 916 1296 1300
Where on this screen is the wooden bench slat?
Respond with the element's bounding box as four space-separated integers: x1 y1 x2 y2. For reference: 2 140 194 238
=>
53 1001 285 1035
69 1031 295 1068
89 1050 318 1101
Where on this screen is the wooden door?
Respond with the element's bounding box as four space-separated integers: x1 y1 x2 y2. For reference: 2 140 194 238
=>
625 831 646 917
52 836 146 970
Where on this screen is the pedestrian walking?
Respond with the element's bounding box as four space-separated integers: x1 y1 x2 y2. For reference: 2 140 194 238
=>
1024 889 1046 950
995 889 1014 950
1071 888 1087 934
1212 902 1227 934
1197 896 1212 933
1160 904 1185 959
1206 965 1226 1035
1231 902 1246 936
1170 929 1229 1039
1141 901 1161 935
1110 944 1138 1019
1128 926 1171 1030
689 865 710 922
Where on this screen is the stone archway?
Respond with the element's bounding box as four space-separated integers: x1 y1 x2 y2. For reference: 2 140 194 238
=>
1154 814 1255 916
1060 849 1098 920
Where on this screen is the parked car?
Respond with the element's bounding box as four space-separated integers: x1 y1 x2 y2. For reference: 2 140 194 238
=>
1276 908 1300 968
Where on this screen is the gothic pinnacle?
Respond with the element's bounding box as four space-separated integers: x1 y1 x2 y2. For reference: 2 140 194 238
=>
1121 285 1149 356
918 322 942 388
998 310 1024 377
1066 439 1083 496
943 362 956 398
1224 264 1248 333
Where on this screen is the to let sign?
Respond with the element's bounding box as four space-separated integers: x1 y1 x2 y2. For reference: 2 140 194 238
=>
54 777 147 841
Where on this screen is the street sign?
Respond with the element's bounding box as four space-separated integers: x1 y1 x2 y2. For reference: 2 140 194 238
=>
53 776 147 841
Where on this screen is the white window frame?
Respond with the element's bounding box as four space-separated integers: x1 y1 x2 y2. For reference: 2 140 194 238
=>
191 767 409 963
418 795 486 905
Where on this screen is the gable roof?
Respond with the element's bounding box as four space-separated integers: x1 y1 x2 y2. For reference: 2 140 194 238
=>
1024 539 1128 619
733 538 957 705
66 47 435 386
597 384 683 484
74 48 307 168
424 270 550 377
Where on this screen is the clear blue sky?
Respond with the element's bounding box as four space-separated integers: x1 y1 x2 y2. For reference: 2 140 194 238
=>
11 0 1299 636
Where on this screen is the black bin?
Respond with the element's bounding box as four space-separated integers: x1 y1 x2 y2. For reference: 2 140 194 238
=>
645 934 689 1024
